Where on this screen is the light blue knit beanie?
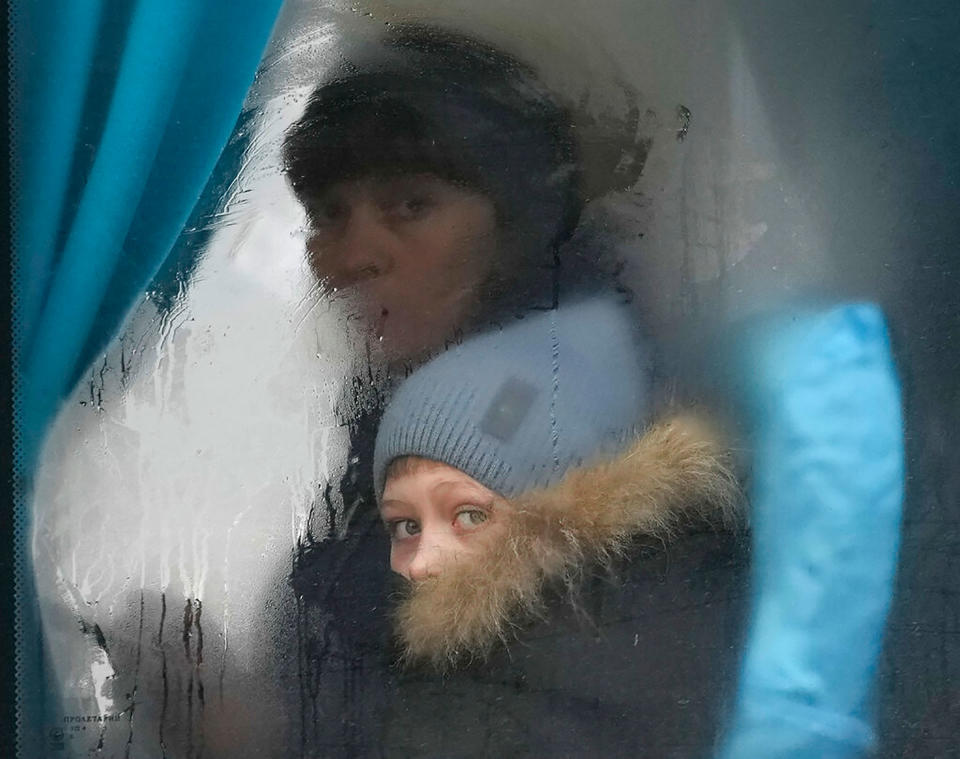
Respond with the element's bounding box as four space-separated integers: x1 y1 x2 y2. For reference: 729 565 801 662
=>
373 295 652 499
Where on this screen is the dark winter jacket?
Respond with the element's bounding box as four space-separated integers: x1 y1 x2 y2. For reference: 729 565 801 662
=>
383 529 748 759
288 414 749 759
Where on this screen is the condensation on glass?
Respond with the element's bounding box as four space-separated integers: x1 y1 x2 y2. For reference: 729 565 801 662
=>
28 1 958 757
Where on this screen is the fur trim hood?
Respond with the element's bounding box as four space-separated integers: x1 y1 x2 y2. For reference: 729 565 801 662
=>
393 414 742 671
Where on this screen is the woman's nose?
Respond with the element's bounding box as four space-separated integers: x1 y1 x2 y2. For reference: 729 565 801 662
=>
309 204 397 288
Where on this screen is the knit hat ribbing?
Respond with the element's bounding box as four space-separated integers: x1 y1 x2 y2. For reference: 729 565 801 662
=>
373 296 651 498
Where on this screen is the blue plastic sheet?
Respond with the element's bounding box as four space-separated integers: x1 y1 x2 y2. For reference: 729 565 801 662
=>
721 303 904 758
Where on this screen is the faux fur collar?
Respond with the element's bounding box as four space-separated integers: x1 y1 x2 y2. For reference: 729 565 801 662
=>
392 414 742 671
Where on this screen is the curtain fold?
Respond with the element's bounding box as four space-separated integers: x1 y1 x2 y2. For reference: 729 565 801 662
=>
13 0 284 471
15 1 104 350
11 2 283 755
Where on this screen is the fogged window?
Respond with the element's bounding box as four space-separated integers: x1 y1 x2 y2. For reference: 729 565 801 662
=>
24 2 958 758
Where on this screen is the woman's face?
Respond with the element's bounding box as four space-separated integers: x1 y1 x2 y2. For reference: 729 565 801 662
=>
380 458 508 581
304 174 498 361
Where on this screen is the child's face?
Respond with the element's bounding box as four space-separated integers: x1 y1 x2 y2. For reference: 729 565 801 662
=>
380 459 508 581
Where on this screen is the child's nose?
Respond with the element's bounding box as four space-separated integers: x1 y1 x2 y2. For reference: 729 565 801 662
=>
406 532 457 582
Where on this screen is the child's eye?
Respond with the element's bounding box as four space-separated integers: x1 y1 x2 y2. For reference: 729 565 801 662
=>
455 508 489 531
387 519 421 540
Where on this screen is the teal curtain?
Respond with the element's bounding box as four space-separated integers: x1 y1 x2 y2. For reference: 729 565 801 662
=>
721 304 904 758
11 1 282 754
12 0 282 469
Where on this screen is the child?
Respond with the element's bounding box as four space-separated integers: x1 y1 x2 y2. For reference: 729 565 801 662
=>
373 295 741 672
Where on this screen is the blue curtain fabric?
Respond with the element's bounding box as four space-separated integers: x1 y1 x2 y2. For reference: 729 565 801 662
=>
721 303 904 758
11 1 282 754
12 0 283 471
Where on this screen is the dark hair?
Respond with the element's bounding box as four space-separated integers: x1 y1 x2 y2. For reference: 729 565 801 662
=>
383 454 441 483
284 26 583 257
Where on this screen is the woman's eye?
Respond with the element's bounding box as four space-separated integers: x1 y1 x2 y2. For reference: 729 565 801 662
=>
389 194 434 220
455 508 489 530
309 198 349 227
387 519 420 540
